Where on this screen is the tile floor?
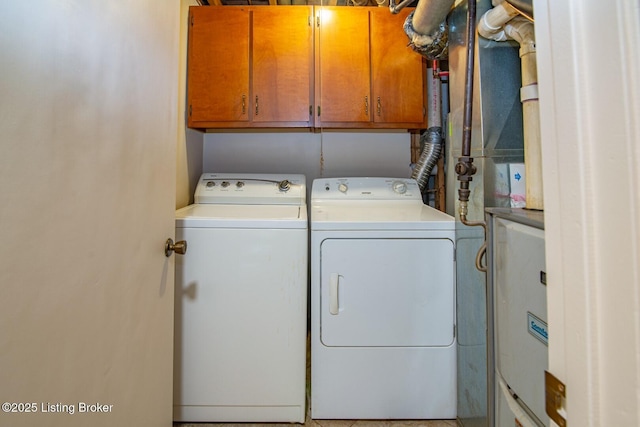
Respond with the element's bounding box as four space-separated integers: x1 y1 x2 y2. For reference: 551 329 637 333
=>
173 419 457 427
175 419 457 427
173 398 459 427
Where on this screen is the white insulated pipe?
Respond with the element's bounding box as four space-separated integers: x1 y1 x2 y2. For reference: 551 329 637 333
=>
412 0 455 36
478 4 543 210
506 18 542 210
401 0 455 59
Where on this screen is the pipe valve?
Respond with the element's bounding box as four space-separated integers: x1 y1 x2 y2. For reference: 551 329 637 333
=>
456 156 476 203
455 156 477 180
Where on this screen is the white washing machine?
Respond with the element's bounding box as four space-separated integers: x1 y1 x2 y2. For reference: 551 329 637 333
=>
310 177 457 420
173 173 307 423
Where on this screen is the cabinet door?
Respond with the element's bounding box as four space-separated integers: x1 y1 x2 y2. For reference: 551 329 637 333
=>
371 8 426 127
316 7 371 126
252 6 314 126
187 7 250 127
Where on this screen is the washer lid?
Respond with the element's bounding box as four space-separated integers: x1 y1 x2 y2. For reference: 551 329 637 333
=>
311 201 454 231
175 204 307 229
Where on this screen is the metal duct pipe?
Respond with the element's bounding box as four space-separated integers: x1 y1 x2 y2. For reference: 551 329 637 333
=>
412 0 455 35
412 128 443 192
412 65 443 192
400 0 455 59
478 4 542 210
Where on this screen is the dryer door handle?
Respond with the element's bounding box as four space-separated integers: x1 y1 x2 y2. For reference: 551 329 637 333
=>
329 273 340 315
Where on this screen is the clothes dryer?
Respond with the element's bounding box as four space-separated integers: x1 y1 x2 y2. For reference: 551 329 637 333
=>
173 173 307 423
310 177 457 419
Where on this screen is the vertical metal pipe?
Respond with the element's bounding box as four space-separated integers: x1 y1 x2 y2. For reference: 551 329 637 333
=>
461 0 476 159
455 0 478 206
455 0 487 273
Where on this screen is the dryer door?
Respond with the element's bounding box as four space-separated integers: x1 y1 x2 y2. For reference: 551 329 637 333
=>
319 238 455 347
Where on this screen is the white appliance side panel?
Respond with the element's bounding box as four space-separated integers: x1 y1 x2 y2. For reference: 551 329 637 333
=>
320 238 455 347
173 227 307 419
494 218 548 425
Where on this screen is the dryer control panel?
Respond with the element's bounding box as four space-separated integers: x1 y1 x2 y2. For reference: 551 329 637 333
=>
312 177 421 201
195 173 306 205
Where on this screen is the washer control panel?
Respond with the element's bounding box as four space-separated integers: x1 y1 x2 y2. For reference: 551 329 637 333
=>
312 177 421 201
195 173 306 205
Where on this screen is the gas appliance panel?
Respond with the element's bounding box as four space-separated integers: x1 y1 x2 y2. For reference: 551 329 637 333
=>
487 208 548 427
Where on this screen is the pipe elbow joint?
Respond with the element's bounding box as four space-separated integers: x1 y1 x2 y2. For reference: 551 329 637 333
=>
504 17 535 46
404 11 448 60
478 13 509 41
477 1 521 42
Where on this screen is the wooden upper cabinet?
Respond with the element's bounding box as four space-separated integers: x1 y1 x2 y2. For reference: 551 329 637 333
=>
370 8 426 127
316 7 371 125
252 7 314 126
187 6 313 129
317 7 426 129
188 7 250 126
187 6 425 130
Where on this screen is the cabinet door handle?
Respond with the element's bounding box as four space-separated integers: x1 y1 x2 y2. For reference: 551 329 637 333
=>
364 96 369 115
377 96 381 116
255 95 259 116
242 94 246 115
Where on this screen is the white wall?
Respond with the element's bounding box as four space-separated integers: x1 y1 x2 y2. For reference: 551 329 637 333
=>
176 0 204 209
203 130 413 195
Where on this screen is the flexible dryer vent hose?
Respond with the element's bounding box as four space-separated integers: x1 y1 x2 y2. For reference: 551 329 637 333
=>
411 127 443 192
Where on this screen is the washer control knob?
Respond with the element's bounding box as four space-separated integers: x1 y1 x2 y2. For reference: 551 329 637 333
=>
205 181 215 188
221 181 230 188
236 181 245 188
278 180 291 192
392 181 407 194
338 183 348 193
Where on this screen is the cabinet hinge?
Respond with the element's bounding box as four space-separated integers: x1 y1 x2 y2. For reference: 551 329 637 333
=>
545 371 567 427
189 105 192 117
317 16 320 27
190 14 194 26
